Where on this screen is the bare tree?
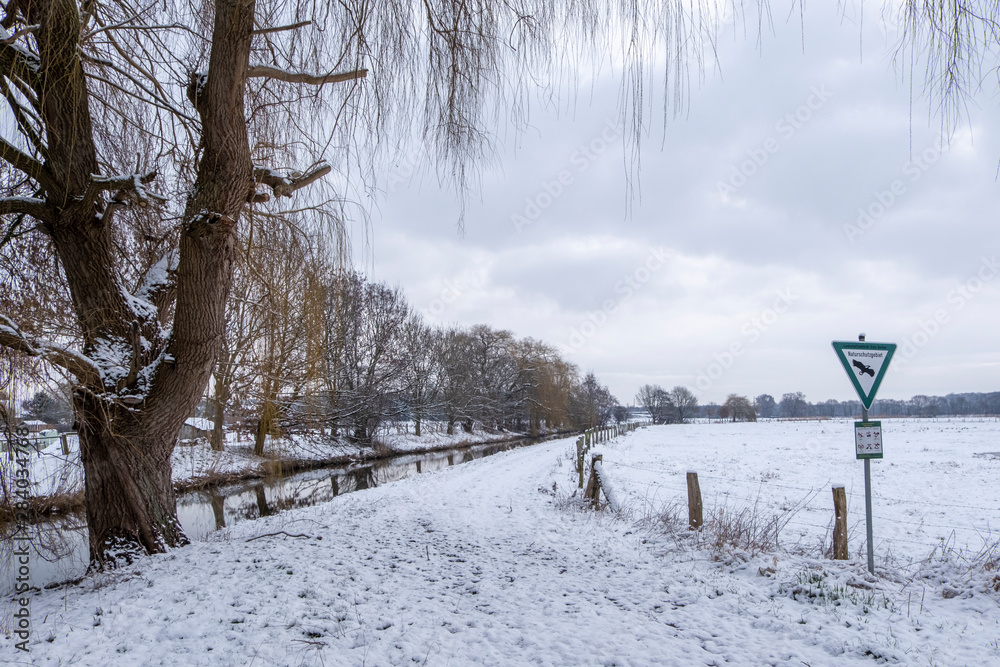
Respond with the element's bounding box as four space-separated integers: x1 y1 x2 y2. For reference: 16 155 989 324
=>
209 230 267 452
400 318 439 437
570 372 618 428
0 0 364 567
512 337 575 435
245 218 325 455
435 327 476 435
464 325 520 432
721 394 756 422
613 405 630 424
779 392 808 419
330 273 410 443
753 393 776 419
635 384 671 424
666 386 698 424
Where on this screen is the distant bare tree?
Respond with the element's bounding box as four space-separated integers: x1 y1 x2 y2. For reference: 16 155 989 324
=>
722 394 756 422
513 338 576 435
613 405 630 424
465 325 519 432
779 392 809 419
635 384 671 424
401 318 439 438
330 274 410 443
753 394 777 419
570 372 617 428
666 386 699 424
436 328 476 435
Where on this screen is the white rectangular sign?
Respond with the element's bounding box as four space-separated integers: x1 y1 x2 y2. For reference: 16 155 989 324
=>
854 421 883 460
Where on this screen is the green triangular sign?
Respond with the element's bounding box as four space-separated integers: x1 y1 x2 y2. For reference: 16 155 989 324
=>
832 341 896 410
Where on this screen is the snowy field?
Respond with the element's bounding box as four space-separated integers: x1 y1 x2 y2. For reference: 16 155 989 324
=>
5 419 1000 665
601 418 1000 563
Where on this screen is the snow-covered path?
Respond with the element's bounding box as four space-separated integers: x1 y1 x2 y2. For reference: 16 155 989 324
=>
11 427 1000 665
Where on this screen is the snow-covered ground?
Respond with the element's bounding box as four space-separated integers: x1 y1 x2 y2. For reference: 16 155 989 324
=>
6 419 1000 665
601 418 1000 562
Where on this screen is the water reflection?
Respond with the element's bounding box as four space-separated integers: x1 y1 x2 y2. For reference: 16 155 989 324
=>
4 439 529 594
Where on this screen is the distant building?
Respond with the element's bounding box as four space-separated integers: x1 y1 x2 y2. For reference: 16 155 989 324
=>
179 417 213 441
19 419 48 433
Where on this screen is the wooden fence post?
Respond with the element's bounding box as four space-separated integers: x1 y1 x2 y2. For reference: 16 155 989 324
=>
686 471 703 530
584 454 603 506
60 433 71 456
832 484 848 560
577 437 584 488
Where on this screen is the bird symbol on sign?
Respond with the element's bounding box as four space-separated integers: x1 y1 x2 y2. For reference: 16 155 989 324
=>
852 359 875 377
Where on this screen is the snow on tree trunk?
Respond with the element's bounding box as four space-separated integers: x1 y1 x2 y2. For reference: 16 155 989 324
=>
76 394 188 567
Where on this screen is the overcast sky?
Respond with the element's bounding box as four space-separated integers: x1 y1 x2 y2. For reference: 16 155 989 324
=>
356 3 1000 406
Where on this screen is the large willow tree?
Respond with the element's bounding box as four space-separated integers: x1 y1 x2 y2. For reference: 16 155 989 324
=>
0 0 721 568
0 0 991 568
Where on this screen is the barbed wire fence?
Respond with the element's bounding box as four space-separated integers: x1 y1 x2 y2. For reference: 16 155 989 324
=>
566 419 1000 572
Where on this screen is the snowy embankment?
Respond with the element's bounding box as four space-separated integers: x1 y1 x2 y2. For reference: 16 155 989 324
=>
8 422 529 500
8 421 1000 665
170 424 514 489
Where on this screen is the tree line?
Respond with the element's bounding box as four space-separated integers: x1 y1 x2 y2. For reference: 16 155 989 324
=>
633 389 1000 423
734 391 1000 420
209 244 623 451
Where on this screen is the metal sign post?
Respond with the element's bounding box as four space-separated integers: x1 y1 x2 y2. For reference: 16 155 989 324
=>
832 334 895 576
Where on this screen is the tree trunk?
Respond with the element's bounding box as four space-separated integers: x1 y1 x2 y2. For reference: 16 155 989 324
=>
76 394 188 568
254 398 277 457
0 0 258 570
211 375 227 451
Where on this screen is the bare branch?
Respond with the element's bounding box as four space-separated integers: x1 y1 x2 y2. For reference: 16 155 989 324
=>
0 136 52 191
253 163 331 199
253 21 311 36
82 22 207 43
0 314 102 387
245 531 312 542
85 70 198 124
245 66 367 86
86 170 167 207
0 41 41 88
0 195 50 220
96 27 201 123
0 77 46 153
0 24 38 45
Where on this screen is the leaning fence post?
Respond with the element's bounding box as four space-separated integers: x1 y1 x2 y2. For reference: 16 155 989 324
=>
686 471 703 530
832 484 848 560
585 454 603 506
